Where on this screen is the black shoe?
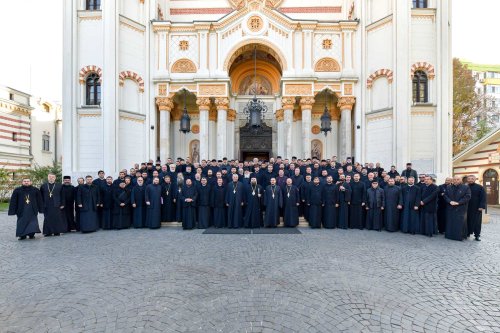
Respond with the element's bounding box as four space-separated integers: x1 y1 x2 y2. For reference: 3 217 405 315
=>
54 233 60 236
44 234 52 237
475 237 481 241
29 235 35 239
18 236 27 240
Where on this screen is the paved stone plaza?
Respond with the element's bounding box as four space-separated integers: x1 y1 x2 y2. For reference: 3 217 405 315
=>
0 210 499 333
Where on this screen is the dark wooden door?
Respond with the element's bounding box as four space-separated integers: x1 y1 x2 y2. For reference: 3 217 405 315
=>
483 169 499 205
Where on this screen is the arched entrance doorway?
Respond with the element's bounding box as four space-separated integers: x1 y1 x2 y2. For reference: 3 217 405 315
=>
228 43 282 159
483 169 499 205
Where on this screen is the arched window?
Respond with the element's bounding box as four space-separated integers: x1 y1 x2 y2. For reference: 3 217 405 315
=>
412 70 428 103
86 73 101 105
42 134 50 152
413 0 428 8
86 0 101 10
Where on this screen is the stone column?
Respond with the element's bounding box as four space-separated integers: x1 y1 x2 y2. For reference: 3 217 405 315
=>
215 97 229 160
338 96 356 161
300 97 315 159
196 97 211 161
156 97 173 162
209 106 217 159
281 97 295 159
227 109 236 159
275 109 284 157
171 108 183 159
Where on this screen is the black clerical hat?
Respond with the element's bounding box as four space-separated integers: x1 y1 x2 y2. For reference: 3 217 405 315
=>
63 176 71 180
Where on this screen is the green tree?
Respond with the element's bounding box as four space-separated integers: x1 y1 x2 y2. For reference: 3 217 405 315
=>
24 162 62 188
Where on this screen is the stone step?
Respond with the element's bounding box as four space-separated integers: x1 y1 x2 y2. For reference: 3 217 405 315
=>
161 217 310 228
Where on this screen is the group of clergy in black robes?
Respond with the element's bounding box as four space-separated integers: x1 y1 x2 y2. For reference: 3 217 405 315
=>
7 158 487 242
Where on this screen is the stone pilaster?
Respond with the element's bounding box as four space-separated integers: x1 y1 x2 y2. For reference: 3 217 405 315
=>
215 97 229 160
300 97 315 159
281 97 295 159
337 96 356 161
156 97 174 162
196 97 211 161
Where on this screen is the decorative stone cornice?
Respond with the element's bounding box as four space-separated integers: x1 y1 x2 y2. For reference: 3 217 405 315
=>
196 97 211 111
281 97 295 110
300 97 315 110
337 96 356 110
0 100 33 116
275 109 284 122
214 97 230 110
156 97 173 112
227 109 237 121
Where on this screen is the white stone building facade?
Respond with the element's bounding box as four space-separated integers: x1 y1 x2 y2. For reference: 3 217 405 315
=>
63 0 453 179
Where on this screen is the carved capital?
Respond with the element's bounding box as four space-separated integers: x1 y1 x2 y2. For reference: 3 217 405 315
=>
196 97 211 111
275 109 284 122
300 97 315 110
214 97 230 110
227 109 237 121
337 96 356 111
156 97 173 111
281 96 295 110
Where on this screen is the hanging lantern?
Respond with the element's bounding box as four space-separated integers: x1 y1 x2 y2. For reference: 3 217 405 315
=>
320 93 332 136
179 89 191 133
243 45 268 129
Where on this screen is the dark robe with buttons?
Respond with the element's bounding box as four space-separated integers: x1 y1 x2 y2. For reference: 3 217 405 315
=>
8 186 43 237
112 187 131 229
307 184 323 228
366 187 385 231
283 185 300 227
211 184 227 228
40 182 67 235
384 185 402 232
101 184 114 230
180 185 197 229
131 185 146 228
196 185 212 228
300 180 313 221
466 183 486 238
349 181 366 229
437 184 448 233
76 184 100 232
263 185 282 227
244 184 263 228
225 181 245 228
61 184 76 231
444 184 471 241
400 185 421 234
161 182 177 222
175 185 183 222
337 183 351 229
145 184 162 229
420 184 439 236
321 183 338 229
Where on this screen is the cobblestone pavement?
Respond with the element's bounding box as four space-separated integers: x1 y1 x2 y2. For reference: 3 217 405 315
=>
0 210 499 333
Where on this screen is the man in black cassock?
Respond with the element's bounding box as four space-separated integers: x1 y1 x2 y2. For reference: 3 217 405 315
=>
300 174 313 221
400 177 421 234
101 176 114 230
366 181 385 231
307 177 323 228
76 176 100 233
211 178 227 228
180 178 197 229
131 176 146 228
93 170 106 228
8 178 43 240
74 177 84 230
244 176 263 228
321 175 338 229
283 178 300 227
40 173 67 236
383 178 402 232
419 175 439 237
337 176 351 229
349 173 366 229
61 176 77 232
437 177 452 234
145 177 162 229
466 175 486 241
444 176 471 241
113 181 131 230
263 177 282 227
225 174 245 228
196 177 211 229
161 175 177 222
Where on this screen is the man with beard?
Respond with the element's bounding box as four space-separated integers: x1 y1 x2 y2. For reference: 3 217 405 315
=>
307 177 323 228
466 175 486 241
244 176 263 228
196 177 211 229
283 178 300 228
321 175 338 229
337 175 351 229
383 178 402 232
61 176 77 232
131 176 147 228
400 177 421 234
225 174 245 228
300 174 313 221
161 175 177 223
180 178 197 230
419 175 439 237
263 178 282 228
40 173 67 236
8 178 43 240
437 177 452 234
93 170 106 227
349 173 366 229
145 177 162 229
113 182 131 230
444 176 471 241
211 178 227 228
366 181 385 231
76 176 100 233
101 176 115 230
